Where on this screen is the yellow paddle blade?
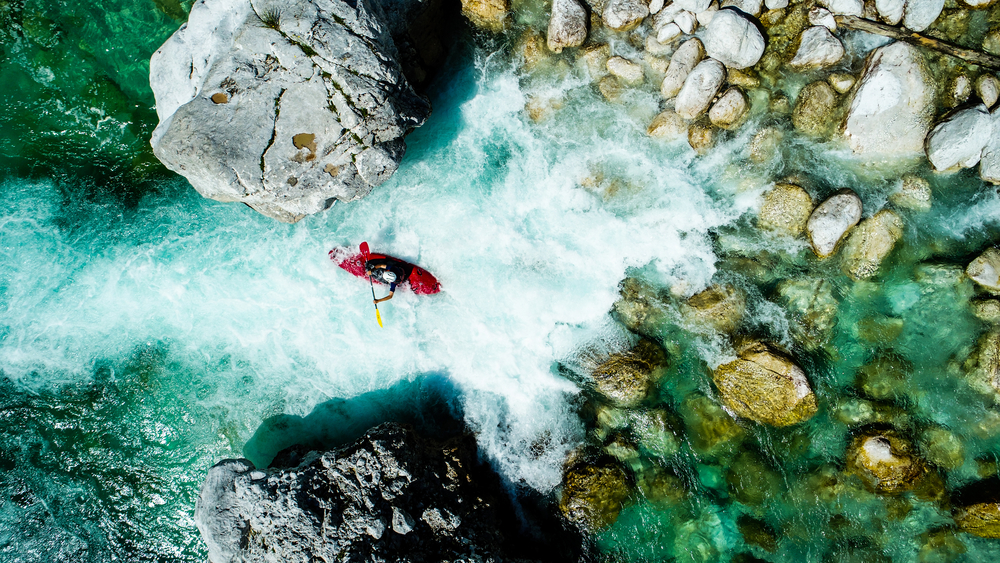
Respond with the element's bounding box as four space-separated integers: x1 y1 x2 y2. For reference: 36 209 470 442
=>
376 308 383 328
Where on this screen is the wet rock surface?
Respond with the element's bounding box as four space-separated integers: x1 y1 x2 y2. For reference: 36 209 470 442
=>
806 189 863 258
150 0 435 223
195 423 580 563
845 429 927 494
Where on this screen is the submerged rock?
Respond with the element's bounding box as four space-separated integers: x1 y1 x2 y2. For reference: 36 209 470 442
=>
702 8 765 70
843 42 936 158
967 247 1000 292
963 328 1000 399
919 426 965 471
846 429 926 494
792 81 840 138
806 189 863 258
778 278 838 350
590 339 668 406
559 458 633 531
607 56 644 84
954 479 1000 538
841 210 904 280
888 174 932 212
712 339 818 427
926 104 993 171
547 0 588 53
727 449 781 506
979 108 1000 185
757 182 814 237
150 0 431 223
681 393 746 457
195 423 549 563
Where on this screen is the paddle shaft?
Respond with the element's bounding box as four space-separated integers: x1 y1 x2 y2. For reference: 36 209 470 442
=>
360 242 383 327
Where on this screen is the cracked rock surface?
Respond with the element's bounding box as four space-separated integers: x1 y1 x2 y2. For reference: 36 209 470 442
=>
196 423 559 563
150 0 431 223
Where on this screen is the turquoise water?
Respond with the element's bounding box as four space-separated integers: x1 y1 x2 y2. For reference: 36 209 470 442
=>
4 1 1000 561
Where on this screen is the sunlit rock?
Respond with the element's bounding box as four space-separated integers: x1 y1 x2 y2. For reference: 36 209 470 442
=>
778 278 838 350
964 328 1000 399
712 339 818 427
749 126 783 163
888 174 931 212
841 210 904 280
843 42 936 157
661 38 706 99
973 298 1000 323
720 0 762 17
846 430 926 494
701 8 765 70
809 6 837 31
966 247 1000 291
681 393 746 457
789 26 844 70
675 58 726 119
590 339 668 406
758 182 814 237
649 0 665 15
978 108 1000 185
765 0 787 8
647 110 689 139
607 56 644 84
525 96 563 122
646 34 676 55
518 29 550 70
578 42 611 79
603 0 649 31
656 22 683 43
604 433 641 464
875 0 903 25
828 72 855 94
986 27 1000 56
687 123 716 154
613 277 671 337
806 189 863 258
977 74 1000 109
683 284 746 334
559 459 633 530
461 0 509 31
547 0 588 53
708 87 749 129
792 81 839 137
926 104 993 171
902 0 943 32
819 0 862 16
696 1 719 26
920 427 965 471
948 74 973 108
674 10 698 34
149 0 431 223
954 479 1000 538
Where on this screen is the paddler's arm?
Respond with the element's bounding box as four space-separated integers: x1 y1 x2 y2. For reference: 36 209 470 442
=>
374 290 394 304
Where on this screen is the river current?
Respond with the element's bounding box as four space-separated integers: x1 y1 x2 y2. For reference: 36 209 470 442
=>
3 0 1000 561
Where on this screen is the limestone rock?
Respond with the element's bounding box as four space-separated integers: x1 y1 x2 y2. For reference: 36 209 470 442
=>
789 26 845 70
841 209 904 280
548 0 588 53
792 81 839 137
981 108 1000 185
647 110 689 139
461 0 510 31
949 74 973 108
809 6 837 31
708 87 749 129
578 42 611 78
676 0 713 10
661 38 706 99
806 189 863 258
701 8 765 70
149 0 431 223
902 0 943 33
778 278 839 350
712 339 818 427
656 22 683 43
758 183 814 237
195 423 532 563
683 283 747 334
819 0 862 16
598 75 624 101
590 340 668 406
875 0 903 25
674 10 698 34
843 42 936 157
828 73 855 94
607 56 644 84
925 104 993 171
977 74 1000 109
720 0 763 17
675 58 726 119
846 430 926 494
603 0 649 31
967 247 1000 291
560 459 633 531
687 123 715 154
888 174 932 211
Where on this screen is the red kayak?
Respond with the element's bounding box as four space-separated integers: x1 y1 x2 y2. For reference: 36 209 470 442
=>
329 246 442 295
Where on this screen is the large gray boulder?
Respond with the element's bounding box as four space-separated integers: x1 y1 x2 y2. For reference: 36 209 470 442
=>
806 189 862 258
789 26 844 70
150 0 431 223
195 423 553 563
925 104 993 171
701 8 765 70
603 0 649 31
902 0 943 33
675 58 726 119
842 42 936 158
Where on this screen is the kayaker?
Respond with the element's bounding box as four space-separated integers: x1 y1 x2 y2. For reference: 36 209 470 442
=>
364 259 410 304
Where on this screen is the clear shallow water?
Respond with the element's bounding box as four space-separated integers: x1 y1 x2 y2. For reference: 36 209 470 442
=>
3 1 1000 562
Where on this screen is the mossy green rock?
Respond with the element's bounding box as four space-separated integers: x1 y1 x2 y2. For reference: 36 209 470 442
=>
712 340 818 426
778 278 838 350
727 450 781 506
613 277 671 337
737 515 778 552
591 340 668 406
955 502 1000 538
559 459 633 530
792 81 840 138
963 328 1000 400
841 210 904 281
846 430 926 494
681 394 746 458
683 284 747 334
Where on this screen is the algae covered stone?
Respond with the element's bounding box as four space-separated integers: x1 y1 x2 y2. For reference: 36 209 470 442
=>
955 502 1000 538
778 278 838 349
757 183 814 237
461 0 510 32
683 283 747 334
846 430 926 494
963 328 1000 399
590 339 668 406
841 209 903 280
712 339 818 426
681 393 746 457
559 459 633 530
